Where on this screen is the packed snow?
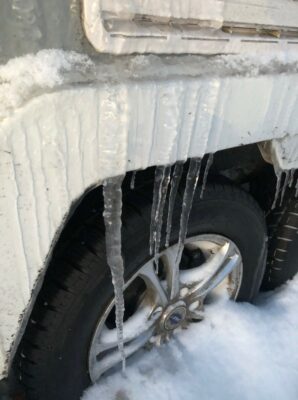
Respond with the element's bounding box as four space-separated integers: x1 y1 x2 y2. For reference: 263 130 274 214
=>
83 275 298 400
0 50 93 120
2 49 298 122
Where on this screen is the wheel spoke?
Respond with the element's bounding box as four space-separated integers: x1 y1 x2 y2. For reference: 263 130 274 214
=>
95 304 155 353
161 245 180 300
90 328 154 381
189 253 241 299
89 235 244 382
139 260 168 306
180 242 231 286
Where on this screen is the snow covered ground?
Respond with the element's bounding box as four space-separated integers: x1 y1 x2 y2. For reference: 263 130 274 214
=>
83 275 298 400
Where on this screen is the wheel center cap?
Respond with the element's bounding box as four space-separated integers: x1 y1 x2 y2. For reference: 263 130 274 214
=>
163 305 187 331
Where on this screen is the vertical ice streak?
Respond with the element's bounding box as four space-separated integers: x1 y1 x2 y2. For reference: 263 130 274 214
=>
280 170 289 206
175 158 202 268
150 166 169 257
150 166 165 256
103 176 126 372
295 178 298 198
200 153 214 199
154 166 171 268
165 162 184 248
130 171 136 190
289 169 295 188
272 168 282 210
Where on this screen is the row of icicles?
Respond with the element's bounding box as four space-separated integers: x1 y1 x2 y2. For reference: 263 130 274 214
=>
101 155 213 373
102 156 295 373
272 167 298 209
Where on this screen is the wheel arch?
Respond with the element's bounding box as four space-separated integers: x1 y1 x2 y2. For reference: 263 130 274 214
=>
8 142 273 378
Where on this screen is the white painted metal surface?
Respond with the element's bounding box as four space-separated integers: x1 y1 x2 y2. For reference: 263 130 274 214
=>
82 0 298 54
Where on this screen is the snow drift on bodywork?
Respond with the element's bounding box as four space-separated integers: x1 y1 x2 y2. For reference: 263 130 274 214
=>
0 50 94 120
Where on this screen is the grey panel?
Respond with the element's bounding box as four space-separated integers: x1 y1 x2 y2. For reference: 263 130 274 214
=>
0 0 95 62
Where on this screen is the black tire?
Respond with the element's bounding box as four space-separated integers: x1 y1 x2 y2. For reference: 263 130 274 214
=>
17 183 267 400
262 194 298 290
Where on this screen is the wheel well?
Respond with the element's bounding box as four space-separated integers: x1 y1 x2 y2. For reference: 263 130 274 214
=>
40 142 276 262
60 142 275 239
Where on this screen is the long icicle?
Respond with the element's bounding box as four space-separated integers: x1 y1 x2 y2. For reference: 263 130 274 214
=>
150 167 164 256
175 158 202 268
271 168 283 210
200 153 214 199
295 178 298 198
153 166 171 269
103 176 126 372
149 166 171 265
165 162 184 248
289 169 295 188
279 170 290 207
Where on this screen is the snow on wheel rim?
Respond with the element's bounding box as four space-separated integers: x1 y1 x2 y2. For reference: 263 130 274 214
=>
88 234 243 382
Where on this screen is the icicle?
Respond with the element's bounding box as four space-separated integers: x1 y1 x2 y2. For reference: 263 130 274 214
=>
289 169 295 188
279 170 290 207
150 168 162 256
271 168 283 210
295 178 298 198
165 162 184 248
200 153 214 199
130 171 136 190
150 166 168 256
149 166 171 272
103 176 126 372
175 158 202 268
153 166 171 270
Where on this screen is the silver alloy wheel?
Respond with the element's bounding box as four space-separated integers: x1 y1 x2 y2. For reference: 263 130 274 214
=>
88 234 243 382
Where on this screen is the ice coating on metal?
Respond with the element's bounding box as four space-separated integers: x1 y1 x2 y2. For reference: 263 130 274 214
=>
103 176 126 371
165 162 184 248
83 0 225 55
200 153 214 199
82 0 298 55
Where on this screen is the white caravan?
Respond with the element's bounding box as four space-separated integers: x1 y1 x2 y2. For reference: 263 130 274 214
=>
1 1 298 398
